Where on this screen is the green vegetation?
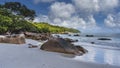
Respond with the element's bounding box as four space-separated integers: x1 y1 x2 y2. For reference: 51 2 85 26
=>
0 2 80 34
33 23 80 33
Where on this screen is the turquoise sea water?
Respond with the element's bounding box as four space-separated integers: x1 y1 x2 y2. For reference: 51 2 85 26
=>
53 34 120 67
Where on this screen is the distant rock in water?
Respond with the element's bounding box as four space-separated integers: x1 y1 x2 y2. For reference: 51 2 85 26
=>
98 38 111 40
91 42 95 44
0 34 25 44
86 35 94 37
68 34 71 36
40 38 87 55
73 34 80 36
64 38 78 43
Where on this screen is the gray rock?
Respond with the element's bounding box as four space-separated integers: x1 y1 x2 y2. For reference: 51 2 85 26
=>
0 34 25 44
40 38 87 55
28 44 38 48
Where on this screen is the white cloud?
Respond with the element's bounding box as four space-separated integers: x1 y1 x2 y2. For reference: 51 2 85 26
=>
50 2 75 19
34 0 56 4
53 18 62 24
104 14 116 27
72 0 119 13
49 2 87 29
52 15 97 30
87 15 97 27
100 0 119 9
104 13 120 28
58 16 86 29
73 0 99 12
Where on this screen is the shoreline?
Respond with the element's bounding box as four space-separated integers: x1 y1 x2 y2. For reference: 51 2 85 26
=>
0 39 120 68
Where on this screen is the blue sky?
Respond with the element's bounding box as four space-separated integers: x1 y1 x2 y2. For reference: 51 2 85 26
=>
0 0 120 33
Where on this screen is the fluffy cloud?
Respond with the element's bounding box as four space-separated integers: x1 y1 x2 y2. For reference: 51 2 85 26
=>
54 16 86 29
104 13 120 28
72 0 119 13
50 2 75 19
86 15 96 27
49 2 98 30
100 0 119 11
34 0 56 4
49 2 84 29
52 15 97 30
104 14 116 27
73 0 99 12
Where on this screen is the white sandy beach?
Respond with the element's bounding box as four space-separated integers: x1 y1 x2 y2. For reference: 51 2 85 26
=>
0 39 120 68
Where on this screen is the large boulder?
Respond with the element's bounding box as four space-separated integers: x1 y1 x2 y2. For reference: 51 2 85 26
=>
0 34 25 44
40 38 87 55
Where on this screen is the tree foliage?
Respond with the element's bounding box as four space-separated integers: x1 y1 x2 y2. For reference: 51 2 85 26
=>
0 14 13 34
3 2 36 20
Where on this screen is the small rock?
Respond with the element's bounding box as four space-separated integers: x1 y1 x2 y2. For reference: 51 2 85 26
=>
91 42 95 44
68 34 71 36
28 44 38 48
